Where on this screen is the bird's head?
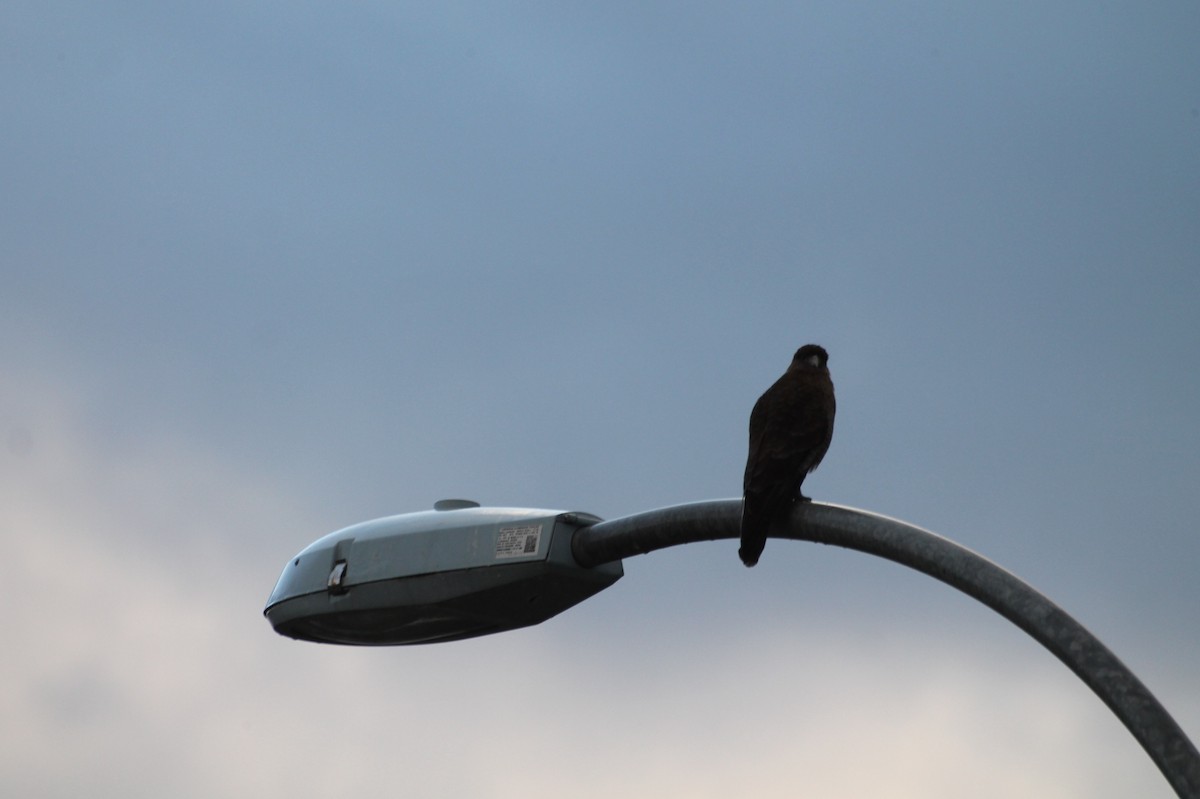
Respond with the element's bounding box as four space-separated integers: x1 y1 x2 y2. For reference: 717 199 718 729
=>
791 344 829 370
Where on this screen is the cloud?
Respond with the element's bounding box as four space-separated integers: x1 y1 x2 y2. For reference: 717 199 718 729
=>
0 372 1179 797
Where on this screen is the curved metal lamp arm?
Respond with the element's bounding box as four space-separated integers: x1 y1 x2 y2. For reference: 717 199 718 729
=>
571 499 1199 799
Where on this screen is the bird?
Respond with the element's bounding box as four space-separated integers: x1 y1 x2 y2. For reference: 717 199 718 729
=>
739 344 836 567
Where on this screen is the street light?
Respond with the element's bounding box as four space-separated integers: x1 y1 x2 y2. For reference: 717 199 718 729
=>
263 499 621 645
264 498 1199 798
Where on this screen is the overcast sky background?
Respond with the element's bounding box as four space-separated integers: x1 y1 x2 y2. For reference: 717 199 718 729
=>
3 2 1198 797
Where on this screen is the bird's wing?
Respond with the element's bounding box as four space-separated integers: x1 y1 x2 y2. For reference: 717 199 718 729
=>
743 372 833 491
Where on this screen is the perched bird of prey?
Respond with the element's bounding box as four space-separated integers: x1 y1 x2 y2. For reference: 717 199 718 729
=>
739 344 836 567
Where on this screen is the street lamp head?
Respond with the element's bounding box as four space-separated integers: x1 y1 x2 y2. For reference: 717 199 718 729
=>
263 501 623 645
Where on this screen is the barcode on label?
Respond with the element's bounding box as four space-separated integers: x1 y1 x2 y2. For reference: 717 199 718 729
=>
495 524 542 559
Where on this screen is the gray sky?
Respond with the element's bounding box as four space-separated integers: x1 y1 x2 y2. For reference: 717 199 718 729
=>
3 2 1198 796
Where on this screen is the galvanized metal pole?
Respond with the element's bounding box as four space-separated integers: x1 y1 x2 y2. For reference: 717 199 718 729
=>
571 499 1199 799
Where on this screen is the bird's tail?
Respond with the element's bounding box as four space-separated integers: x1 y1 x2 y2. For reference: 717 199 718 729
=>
739 495 771 567
738 543 762 568
739 485 798 567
